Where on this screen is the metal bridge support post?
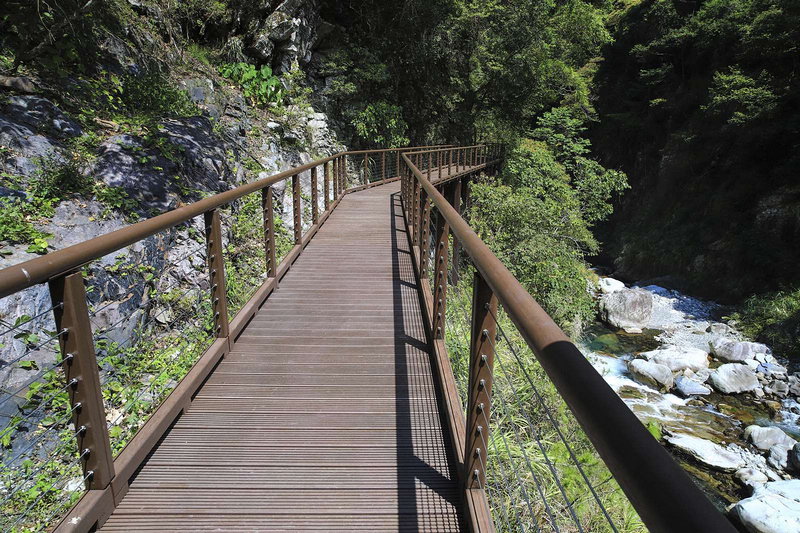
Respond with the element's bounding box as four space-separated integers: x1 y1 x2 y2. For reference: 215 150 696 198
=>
332 157 338 200
427 152 432 181
450 180 462 283
419 188 431 279
205 209 230 339
432 211 449 339
49 271 115 490
292 173 302 244
340 155 346 195
464 271 497 489
262 187 277 280
311 166 319 225
324 161 330 211
413 177 421 248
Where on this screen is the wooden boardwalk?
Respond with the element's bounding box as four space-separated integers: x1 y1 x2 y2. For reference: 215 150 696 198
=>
100 183 464 531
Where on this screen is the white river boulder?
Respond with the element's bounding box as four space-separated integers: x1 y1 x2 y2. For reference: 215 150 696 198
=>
731 480 800 533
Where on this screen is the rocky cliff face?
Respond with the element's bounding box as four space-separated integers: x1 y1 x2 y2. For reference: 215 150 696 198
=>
0 0 344 427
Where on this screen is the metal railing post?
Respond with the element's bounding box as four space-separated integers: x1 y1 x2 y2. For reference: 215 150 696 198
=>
324 161 330 211
381 152 386 184
292 173 302 243
396 150 400 180
432 210 449 339
49 272 114 490
413 176 421 248
311 166 319 225
427 152 432 181
438 150 443 180
205 209 230 338
450 180 462 283
262 187 277 279
419 188 431 278
340 155 346 195
364 153 369 185
464 271 497 489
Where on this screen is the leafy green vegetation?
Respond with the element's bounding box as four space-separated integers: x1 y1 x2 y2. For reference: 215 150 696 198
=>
220 62 283 108
352 102 410 148
223 191 293 319
469 110 627 332
730 287 800 363
0 198 52 253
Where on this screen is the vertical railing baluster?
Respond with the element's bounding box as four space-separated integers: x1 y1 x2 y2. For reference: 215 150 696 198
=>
450 180 462 283
292 173 302 243
364 153 369 186
324 161 330 211
332 157 338 200
396 150 400 180
427 152 432 181
432 210 449 339
413 173 421 247
340 155 346 195
464 271 497 489
262 187 277 280
49 272 114 490
438 150 443 180
449 148 453 174
311 166 319 225
381 152 386 184
419 188 431 278
205 209 230 338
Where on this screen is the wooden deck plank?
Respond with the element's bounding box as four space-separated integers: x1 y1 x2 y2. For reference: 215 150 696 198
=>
101 182 464 532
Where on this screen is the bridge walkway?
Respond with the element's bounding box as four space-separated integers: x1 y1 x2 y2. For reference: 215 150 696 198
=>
99 182 464 532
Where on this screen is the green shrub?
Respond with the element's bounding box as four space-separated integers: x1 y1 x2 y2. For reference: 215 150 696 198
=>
94 184 140 220
219 62 283 108
120 72 197 118
730 288 800 362
0 197 52 253
352 101 410 148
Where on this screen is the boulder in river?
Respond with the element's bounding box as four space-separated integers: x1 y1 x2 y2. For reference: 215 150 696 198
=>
665 433 746 472
628 359 674 391
641 345 710 372
788 443 800 474
731 480 800 533
745 425 797 452
711 338 771 363
674 376 711 397
598 277 626 294
709 364 760 394
599 288 653 333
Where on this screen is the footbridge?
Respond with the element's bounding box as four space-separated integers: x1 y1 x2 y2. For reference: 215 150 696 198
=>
0 145 735 532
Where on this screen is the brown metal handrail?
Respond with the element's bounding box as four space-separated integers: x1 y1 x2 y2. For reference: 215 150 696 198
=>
400 150 736 533
0 146 455 299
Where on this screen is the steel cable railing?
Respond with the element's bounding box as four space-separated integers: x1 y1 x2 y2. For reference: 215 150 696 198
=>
401 145 736 533
488 306 619 531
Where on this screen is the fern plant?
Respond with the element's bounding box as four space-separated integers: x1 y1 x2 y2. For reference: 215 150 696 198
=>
219 62 283 107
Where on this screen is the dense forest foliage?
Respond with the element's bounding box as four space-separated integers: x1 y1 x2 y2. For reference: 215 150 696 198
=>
321 0 800 351
1 0 798 349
